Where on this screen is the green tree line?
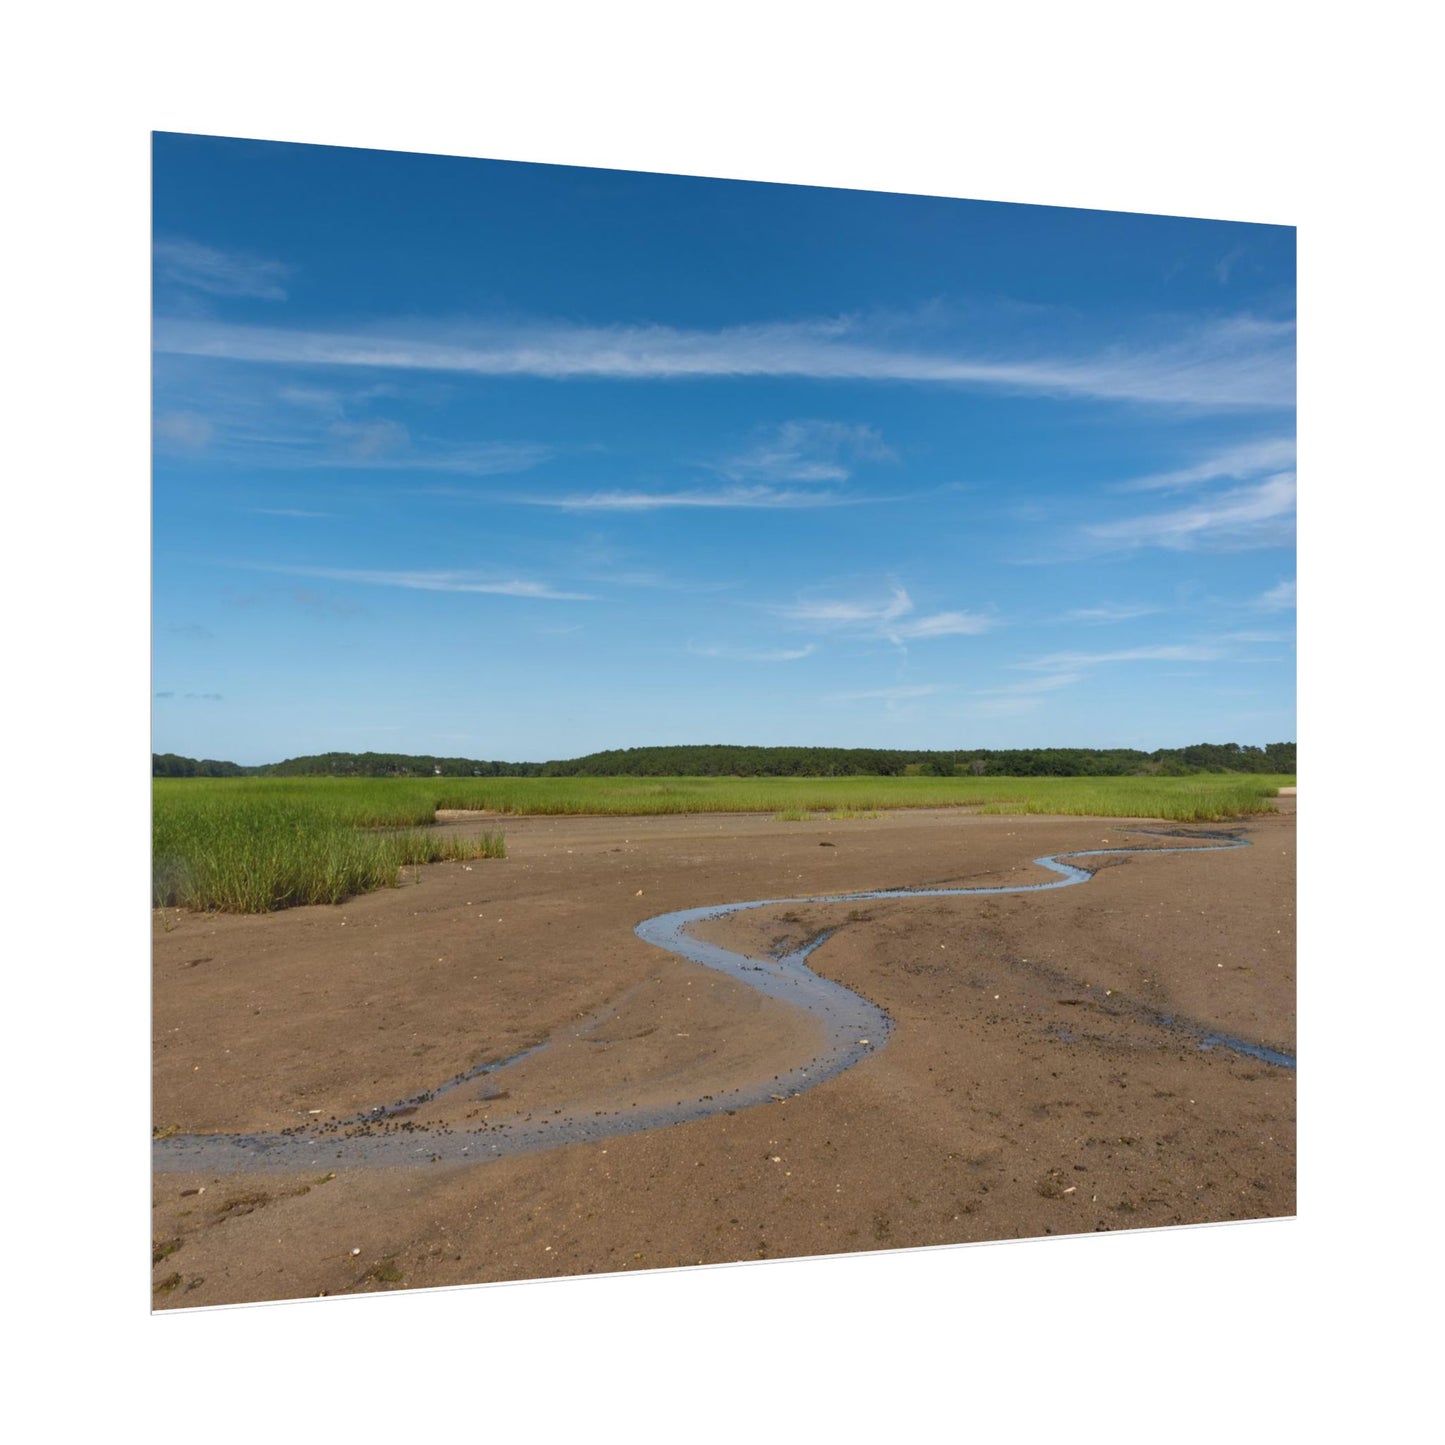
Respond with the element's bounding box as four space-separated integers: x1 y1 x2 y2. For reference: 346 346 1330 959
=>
538 742 1295 776
155 740 1295 779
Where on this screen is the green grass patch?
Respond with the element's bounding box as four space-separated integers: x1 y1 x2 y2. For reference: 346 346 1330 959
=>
430 773 1290 817
155 773 1291 915
965 777 1289 822
153 779 505 914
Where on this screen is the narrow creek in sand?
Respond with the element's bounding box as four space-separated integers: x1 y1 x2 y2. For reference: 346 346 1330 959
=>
153 828 1292 1173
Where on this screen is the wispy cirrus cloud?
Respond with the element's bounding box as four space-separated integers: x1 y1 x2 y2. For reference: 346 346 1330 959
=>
1018 644 1225 671
152 366 552 476
1118 435 1296 492
1215 247 1248 285
152 311 1296 409
1085 472 1296 552
959 670 1089 715
520 485 877 512
975 672 1084 697
987 639 1242 706
154 411 215 452
155 408 552 477
775 584 994 644
1062 603 1162 624
1255 578 1296 610
775 585 913 628
328 419 409 460
248 564 594 601
154 238 292 301
687 641 815 663
718 420 896 483
888 610 994 640
327 436 553 476
564 420 901 524
291 588 363 618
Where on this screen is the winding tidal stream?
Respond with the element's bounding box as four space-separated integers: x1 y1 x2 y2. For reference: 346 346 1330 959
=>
153 828 1293 1174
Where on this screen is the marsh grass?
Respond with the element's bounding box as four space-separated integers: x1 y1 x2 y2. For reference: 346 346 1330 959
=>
968 778 1282 822
153 783 505 914
159 772 1291 822
420 774 1290 819
155 773 1290 913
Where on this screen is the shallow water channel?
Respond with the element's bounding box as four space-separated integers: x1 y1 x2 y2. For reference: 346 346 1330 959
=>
153 829 1293 1173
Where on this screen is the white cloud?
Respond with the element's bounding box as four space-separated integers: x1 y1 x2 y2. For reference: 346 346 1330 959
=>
160 404 551 475
277 385 345 413
775 585 994 646
688 641 815 662
356 441 553 475
719 420 896 483
525 486 872 512
1215 246 1247 285
1063 603 1161 624
1019 644 1225 671
1119 436 1296 492
886 610 993 639
329 419 409 460
776 586 914 628
154 238 292 300
975 672 1084 696
1085 472 1296 552
153 311 1296 409
1256 578 1297 610
250 565 594 600
153 364 551 476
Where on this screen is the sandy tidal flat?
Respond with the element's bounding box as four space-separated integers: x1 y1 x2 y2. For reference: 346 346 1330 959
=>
151 803 1295 1306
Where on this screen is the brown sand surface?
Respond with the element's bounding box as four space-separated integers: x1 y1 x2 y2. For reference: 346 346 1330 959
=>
151 803 1294 1307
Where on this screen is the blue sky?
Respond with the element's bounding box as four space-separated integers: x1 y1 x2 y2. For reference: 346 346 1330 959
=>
153 132 1295 765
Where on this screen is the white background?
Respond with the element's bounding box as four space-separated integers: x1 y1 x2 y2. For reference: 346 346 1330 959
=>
6 2 1434 1438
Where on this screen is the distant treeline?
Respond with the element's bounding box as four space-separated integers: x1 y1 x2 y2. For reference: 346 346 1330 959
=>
154 741 1295 779
538 742 1295 776
152 753 253 777
152 751 547 778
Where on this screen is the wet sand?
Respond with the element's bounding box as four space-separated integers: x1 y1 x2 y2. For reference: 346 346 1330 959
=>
151 803 1295 1306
